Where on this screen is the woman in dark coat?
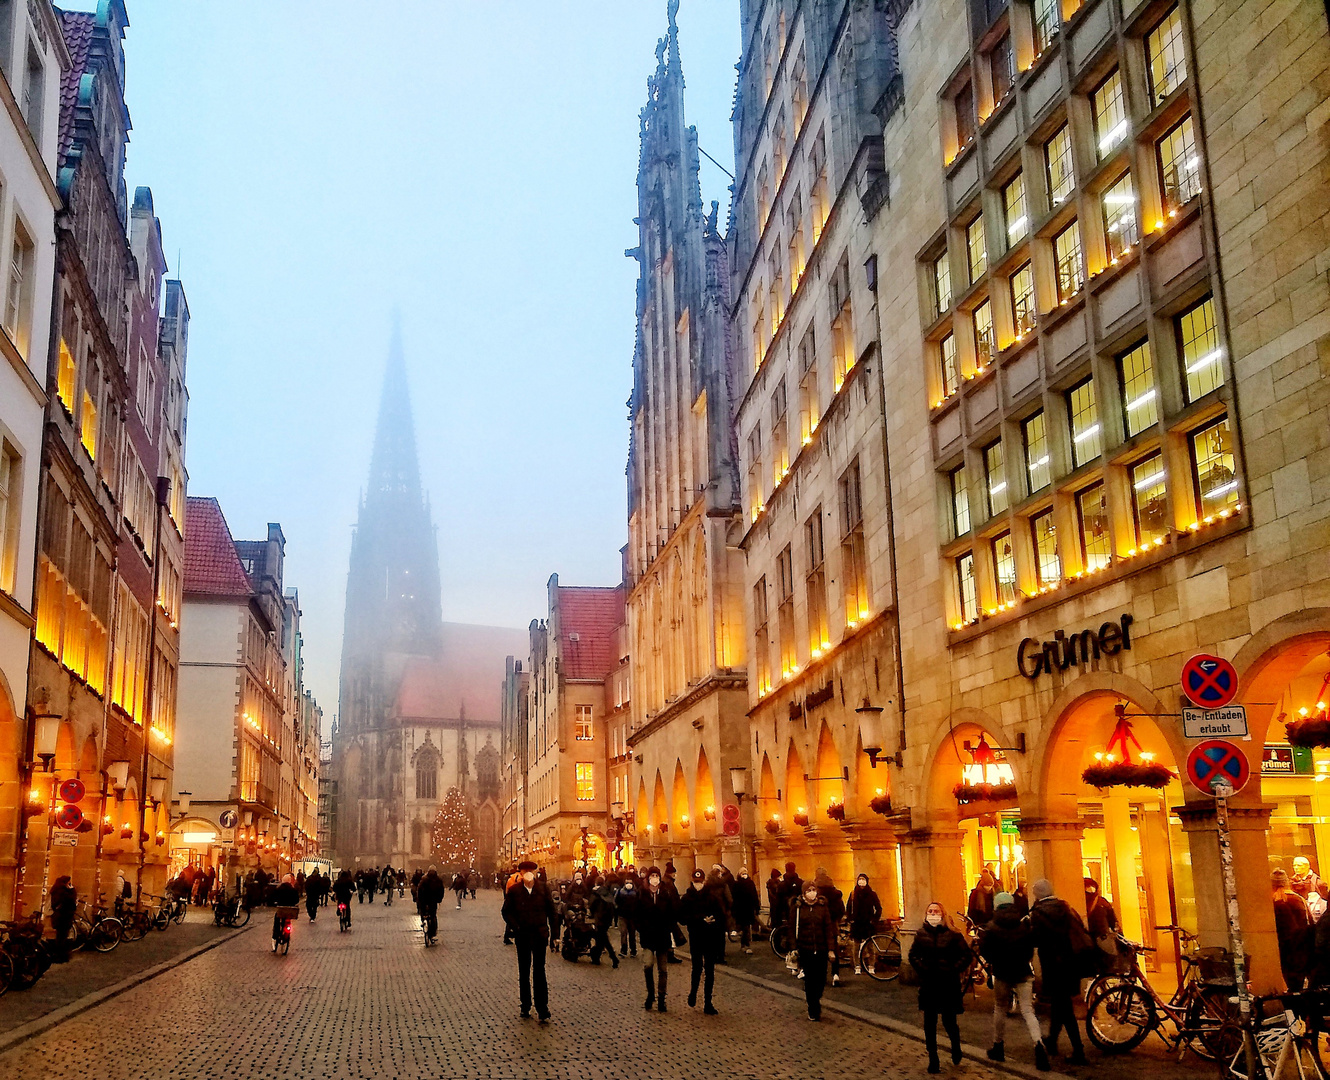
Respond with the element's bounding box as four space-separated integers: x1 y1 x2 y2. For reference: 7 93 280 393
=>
1273 869 1313 990
908 901 971 1073
846 874 882 974
730 869 761 953
50 875 77 962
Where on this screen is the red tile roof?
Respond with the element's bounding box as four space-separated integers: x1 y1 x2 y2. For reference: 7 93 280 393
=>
557 586 624 681
184 497 252 598
394 623 529 724
57 11 95 163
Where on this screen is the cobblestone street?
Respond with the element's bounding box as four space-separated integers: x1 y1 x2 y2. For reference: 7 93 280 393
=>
0 893 1016 1080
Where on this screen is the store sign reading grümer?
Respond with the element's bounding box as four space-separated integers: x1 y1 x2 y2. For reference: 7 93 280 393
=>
1017 615 1134 679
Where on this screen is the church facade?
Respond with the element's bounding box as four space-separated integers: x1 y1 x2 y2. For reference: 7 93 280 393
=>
330 334 524 875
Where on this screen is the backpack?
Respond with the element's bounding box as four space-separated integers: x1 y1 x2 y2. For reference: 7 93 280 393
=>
1066 908 1101 976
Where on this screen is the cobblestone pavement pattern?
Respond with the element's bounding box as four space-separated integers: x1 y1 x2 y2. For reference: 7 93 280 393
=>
0 893 1013 1080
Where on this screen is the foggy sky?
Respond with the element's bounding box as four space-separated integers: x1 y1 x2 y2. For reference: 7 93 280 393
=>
89 2 741 731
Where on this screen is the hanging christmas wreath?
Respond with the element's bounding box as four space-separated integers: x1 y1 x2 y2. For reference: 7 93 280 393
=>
1080 711 1176 789
1286 716 1330 748
869 793 893 816
792 809 810 827
826 801 846 822
953 781 1018 804
764 817 782 835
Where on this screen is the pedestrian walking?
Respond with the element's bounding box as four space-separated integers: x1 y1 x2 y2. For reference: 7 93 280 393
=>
411 868 423 904
418 866 445 944
452 872 467 909
305 868 322 921
967 869 997 930
1028 878 1089 1067
616 874 639 957
589 878 620 968
792 879 836 1020
846 873 882 975
501 861 554 1022
50 875 76 963
468 868 480 899
907 901 969 1073
1273 868 1313 990
632 866 676 1012
731 868 761 954
979 892 1047 1070
813 868 845 984
766 868 783 927
679 869 723 1014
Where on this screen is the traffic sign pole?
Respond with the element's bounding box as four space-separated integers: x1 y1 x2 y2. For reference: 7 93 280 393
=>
1214 777 1256 1079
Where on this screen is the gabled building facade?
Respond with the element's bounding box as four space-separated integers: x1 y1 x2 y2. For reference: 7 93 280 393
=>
626 7 750 880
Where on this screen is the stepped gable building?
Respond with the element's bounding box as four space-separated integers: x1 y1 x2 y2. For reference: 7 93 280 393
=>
331 334 523 875
625 3 750 879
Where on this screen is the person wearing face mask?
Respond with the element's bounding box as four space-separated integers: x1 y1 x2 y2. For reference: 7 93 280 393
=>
615 874 639 958
967 869 997 930
846 874 882 975
792 880 837 1019
730 868 761 954
908 902 970 1073
501 861 556 1022
631 866 677 1012
678 868 724 1013
1083 877 1118 945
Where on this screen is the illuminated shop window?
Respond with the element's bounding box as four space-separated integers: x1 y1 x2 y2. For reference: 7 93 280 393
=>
1119 342 1158 436
1178 296 1222 402
1094 70 1127 159
1131 454 1169 547
984 440 1008 517
1077 483 1111 571
575 763 594 801
1191 417 1239 518
1147 7 1186 105
992 530 1017 604
1045 126 1074 207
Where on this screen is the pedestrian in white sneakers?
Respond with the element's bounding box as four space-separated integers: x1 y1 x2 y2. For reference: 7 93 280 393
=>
846 873 882 975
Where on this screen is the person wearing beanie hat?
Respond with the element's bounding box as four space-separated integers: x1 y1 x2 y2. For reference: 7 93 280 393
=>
679 868 724 1014
777 862 804 933
794 877 838 1021
501 861 556 1021
847 873 882 976
1273 868 1312 990
979 890 1043 1067
1028 878 1086 1066
631 866 677 1012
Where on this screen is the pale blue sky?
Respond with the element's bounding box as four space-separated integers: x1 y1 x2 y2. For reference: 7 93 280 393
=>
88 1 741 725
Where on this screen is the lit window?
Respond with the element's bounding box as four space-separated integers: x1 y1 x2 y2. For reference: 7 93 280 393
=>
575 762 594 801
957 552 978 623
80 389 98 462
934 252 952 315
1102 173 1138 260
1045 126 1074 207
1067 377 1101 466
777 544 796 674
992 531 1017 604
1131 454 1169 546
1191 417 1239 517
966 216 987 283
1003 173 1028 246
1094 70 1127 159
1032 0 1059 53
951 465 971 536
753 576 771 693
57 338 76 413
806 510 828 654
990 35 1015 104
984 440 1008 517
1118 342 1157 436
1077 483 1111 571
1158 115 1201 211
1147 7 1186 105
4 218 33 358
1023 411 1050 493
1178 297 1222 402
0 443 16 594
955 81 976 150
1031 509 1061 586
940 333 958 398
575 704 593 741
1011 262 1035 336
1054 220 1083 300
973 300 993 364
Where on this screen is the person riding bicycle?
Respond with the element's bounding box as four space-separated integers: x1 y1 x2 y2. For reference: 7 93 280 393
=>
419 865 446 943
272 874 299 948
333 870 355 926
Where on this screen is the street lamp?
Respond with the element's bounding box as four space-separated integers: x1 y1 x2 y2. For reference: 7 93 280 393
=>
33 712 60 771
175 791 192 819
148 776 167 809
729 766 752 871
107 760 130 798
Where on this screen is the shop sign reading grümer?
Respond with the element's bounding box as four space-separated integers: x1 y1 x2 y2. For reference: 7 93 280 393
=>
1017 615 1134 679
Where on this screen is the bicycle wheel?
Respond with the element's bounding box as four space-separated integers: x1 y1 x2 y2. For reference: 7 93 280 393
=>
769 924 792 960
860 933 902 981
172 904 187 925
7 944 43 989
120 912 145 942
0 948 13 996
152 907 170 931
91 919 122 953
1086 982 1157 1053
1185 985 1242 1061
230 906 252 929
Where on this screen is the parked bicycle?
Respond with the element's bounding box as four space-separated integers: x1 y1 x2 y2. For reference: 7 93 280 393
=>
70 898 122 953
1084 928 1239 1060
212 889 251 928
1217 989 1330 1080
770 916 903 980
0 913 51 991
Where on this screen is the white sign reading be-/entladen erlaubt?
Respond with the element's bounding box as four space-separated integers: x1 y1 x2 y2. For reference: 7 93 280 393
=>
1182 704 1249 740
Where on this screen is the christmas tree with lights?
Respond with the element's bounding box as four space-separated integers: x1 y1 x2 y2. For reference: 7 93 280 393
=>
431 787 477 870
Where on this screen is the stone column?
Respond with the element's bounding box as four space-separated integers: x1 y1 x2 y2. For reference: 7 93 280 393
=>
847 825 902 918
1176 802 1280 993
1015 818 1085 905
903 827 966 925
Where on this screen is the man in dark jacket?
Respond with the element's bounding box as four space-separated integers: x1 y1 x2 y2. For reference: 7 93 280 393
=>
502 861 555 1021
50 876 77 962
792 880 837 1020
589 880 620 968
679 869 724 1014
418 866 446 944
1029 879 1087 1066
632 866 677 1012
731 869 761 954
967 869 997 929
778 863 803 926
813 868 846 984
766 868 784 926
979 893 1046 1068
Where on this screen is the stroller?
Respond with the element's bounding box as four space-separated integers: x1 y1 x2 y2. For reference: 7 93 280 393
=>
560 899 595 962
